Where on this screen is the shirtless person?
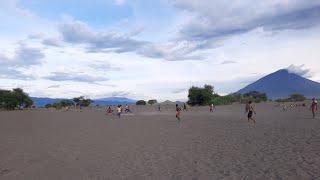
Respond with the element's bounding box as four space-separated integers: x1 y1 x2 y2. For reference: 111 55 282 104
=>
246 101 256 124
310 98 318 119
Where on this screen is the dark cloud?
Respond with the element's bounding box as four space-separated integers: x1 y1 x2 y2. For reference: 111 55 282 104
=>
174 1 320 48
58 20 205 61
0 44 44 80
46 72 109 83
59 20 147 53
42 38 62 47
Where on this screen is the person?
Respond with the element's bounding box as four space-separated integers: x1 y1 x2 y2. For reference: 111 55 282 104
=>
106 106 113 114
125 104 131 113
183 103 187 111
158 104 161 112
117 105 122 118
209 103 214 112
310 98 318 119
246 101 256 124
176 104 181 121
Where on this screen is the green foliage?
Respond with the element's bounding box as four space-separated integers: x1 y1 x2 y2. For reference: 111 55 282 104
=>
44 103 52 108
212 94 237 105
0 88 33 110
188 85 214 106
276 93 306 102
73 96 92 107
242 91 268 103
289 94 306 102
148 99 157 105
136 100 146 105
60 100 74 107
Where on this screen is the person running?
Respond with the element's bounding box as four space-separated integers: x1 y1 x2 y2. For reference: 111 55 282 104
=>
183 103 187 111
310 98 318 119
246 101 256 124
117 105 122 118
176 104 181 121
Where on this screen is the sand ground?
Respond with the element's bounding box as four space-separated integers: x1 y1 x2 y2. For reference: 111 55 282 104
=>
0 103 320 179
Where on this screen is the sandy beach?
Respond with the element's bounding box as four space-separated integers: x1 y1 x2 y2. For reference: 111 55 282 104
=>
1 103 320 179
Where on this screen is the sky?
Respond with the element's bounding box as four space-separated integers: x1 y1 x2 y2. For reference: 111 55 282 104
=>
0 0 320 101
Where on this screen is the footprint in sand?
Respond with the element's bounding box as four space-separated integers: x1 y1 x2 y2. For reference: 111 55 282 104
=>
0 169 11 175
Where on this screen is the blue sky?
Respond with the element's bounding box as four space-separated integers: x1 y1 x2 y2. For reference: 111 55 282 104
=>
0 0 320 101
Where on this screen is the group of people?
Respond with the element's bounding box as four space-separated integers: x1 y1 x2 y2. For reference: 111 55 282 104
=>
105 98 318 122
106 104 131 118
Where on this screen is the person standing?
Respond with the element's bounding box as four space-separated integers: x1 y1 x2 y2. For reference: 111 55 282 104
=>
158 104 161 112
183 103 187 111
246 101 256 124
176 104 181 121
209 103 214 112
117 105 122 118
310 98 318 119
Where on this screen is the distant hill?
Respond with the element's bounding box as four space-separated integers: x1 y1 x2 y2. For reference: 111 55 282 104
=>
31 97 136 107
92 97 136 106
31 97 65 107
237 69 320 99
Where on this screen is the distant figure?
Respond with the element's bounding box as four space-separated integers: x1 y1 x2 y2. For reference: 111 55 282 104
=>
282 103 287 111
176 104 181 121
124 104 131 113
183 103 187 111
158 104 161 112
310 98 318 119
209 103 214 112
117 105 122 118
106 106 113 114
246 101 256 124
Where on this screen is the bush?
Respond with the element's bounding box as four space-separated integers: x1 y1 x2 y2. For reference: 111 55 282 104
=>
136 100 146 105
148 99 157 105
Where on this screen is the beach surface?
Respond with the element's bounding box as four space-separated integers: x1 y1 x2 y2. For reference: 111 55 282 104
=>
1 103 320 179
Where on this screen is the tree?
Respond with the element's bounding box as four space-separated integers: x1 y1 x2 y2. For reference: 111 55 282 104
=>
45 103 52 108
289 94 306 102
188 85 214 106
73 96 92 107
136 100 146 105
60 100 74 107
148 99 157 105
243 91 267 103
0 88 33 110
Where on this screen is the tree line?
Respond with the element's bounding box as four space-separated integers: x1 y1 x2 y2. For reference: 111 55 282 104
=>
187 85 307 106
45 96 92 109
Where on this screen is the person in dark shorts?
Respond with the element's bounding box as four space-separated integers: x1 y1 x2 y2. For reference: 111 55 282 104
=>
176 104 181 121
310 98 318 119
246 101 256 124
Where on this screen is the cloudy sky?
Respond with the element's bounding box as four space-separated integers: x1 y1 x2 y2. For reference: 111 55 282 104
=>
0 0 320 101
